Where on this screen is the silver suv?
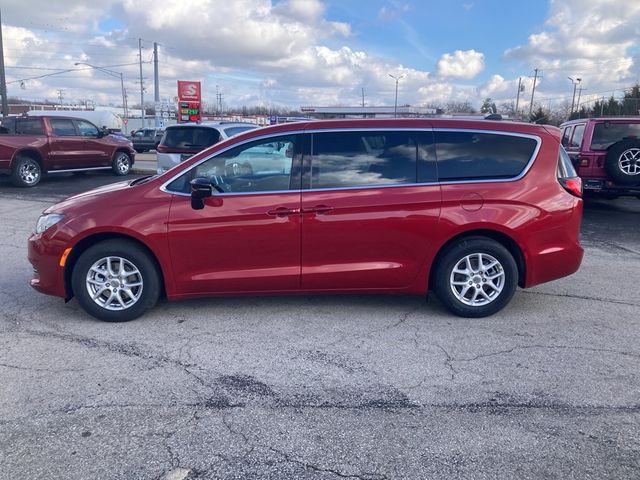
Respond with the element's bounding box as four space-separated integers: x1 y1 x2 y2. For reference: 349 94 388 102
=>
156 122 258 174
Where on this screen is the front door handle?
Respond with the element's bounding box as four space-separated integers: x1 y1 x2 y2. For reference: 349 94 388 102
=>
267 207 300 217
303 205 334 215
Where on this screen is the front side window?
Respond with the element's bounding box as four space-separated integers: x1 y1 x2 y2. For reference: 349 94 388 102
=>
310 131 417 189
75 120 99 137
435 131 538 181
50 118 77 136
570 124 585 148
590 122 640 150
166 135 299 194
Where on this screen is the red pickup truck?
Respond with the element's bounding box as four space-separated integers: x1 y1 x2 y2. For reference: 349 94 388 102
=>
0 115 136 187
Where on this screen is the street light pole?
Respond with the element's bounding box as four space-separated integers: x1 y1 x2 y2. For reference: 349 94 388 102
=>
388 73 404 118
75 62 128 133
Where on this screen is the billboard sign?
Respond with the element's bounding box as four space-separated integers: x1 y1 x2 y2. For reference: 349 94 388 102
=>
177 81 202 122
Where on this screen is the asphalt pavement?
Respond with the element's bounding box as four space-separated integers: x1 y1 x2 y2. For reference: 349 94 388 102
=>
0 173 639 479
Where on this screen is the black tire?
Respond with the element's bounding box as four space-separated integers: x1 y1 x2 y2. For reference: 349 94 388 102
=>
10 155 42 187
112 151 132 176
605 140 640 186
71 239 161 322
433 237 518 318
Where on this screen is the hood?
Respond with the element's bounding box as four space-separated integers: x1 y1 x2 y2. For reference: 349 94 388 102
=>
45 180 133 214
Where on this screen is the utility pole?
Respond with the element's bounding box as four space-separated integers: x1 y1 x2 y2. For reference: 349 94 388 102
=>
153 42 160 128
361 87 365 108
515 77 523 117
600 96 605 116
529 68 540 117
568 77 581 114
57 89 64 105
576 85 584 113
0 9 9 118
138 38 145 126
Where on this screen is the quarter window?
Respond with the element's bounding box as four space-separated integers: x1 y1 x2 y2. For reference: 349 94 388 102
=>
434 131 538 181
310 131 417 189
561 127 572 147
166 135 299 194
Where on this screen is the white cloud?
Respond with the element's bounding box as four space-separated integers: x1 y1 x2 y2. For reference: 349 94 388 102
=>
437 50 485 79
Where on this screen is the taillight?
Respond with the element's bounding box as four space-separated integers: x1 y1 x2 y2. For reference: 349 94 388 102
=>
560 177 583 198
156 144 168 153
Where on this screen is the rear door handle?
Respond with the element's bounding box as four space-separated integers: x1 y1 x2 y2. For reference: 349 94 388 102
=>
267 207 300 217
302 205 334 215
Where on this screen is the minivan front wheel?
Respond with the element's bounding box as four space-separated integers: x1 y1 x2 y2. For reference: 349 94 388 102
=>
71 240 160 322
434 237 518 318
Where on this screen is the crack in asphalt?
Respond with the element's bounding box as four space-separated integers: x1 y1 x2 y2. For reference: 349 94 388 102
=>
220 415 388 480
521 289 640 307
455 344 640 362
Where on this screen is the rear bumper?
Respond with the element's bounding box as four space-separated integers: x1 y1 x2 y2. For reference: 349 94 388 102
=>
524 226 584 288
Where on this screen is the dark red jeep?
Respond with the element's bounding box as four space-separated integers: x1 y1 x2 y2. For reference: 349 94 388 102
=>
0 115 135 187
560 117 640 198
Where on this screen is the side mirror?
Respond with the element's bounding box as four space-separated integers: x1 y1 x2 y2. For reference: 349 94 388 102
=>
97 128 109 138
190 177 213 210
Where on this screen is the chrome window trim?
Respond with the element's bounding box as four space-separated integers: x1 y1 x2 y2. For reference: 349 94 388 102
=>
159 127 542 197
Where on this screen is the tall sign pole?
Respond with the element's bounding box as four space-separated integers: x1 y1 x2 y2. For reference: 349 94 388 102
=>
153 42 160 128
138 38 145 125
0 9 9 118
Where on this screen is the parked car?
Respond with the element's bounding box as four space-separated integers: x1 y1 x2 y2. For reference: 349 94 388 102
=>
28 118 584 322
560 117 640 198
156 121 258 174
0 115 135 187
130 128 164 153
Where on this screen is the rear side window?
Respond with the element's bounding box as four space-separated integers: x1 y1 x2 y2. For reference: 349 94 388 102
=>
310 131 417 189
162 127 221 151
434 131 538 181
0 117 16 133
50 118 77 136
1 118 44 135
570 124 585 148
561 127 572 147
590 122 640 150
558 146 577 178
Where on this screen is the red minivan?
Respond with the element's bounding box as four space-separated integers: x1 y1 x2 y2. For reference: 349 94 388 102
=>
28 118 584 321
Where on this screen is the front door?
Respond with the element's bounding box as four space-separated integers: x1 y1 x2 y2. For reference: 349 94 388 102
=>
301 130 441 291
166 134 305 295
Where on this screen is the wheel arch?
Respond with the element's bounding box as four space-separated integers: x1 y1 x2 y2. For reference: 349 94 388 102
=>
428 229 526 291
63 232 166 300
12 149 44 171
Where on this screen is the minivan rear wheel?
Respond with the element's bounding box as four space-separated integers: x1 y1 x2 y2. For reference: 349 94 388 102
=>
71 239 160 322
434 237 518 318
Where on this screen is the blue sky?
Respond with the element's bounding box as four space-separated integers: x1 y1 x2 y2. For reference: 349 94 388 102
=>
1 0 638 113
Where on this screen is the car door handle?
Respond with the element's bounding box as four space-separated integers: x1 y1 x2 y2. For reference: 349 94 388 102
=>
267 207 300 217
302 205 334 215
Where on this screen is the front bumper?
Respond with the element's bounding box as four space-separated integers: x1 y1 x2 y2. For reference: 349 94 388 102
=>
28 232 68 299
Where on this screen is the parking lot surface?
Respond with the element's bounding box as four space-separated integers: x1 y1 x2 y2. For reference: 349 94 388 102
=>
0 175 639 479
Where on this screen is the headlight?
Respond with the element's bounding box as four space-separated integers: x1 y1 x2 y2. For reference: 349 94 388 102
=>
35 214 65 234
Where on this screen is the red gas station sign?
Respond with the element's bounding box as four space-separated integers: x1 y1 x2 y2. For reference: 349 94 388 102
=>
177 81 202 122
